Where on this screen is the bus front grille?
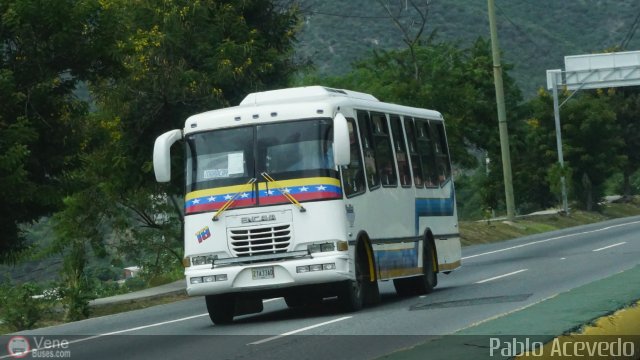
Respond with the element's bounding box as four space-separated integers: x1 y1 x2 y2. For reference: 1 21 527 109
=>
228 224 292 257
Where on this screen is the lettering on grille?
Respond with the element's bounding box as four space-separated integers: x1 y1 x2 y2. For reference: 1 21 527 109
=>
228 224 291 257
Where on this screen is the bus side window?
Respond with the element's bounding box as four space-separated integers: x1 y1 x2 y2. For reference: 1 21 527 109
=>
404 118 423 188
433 122 452 184
341 118 366 197
416 119 438 187
357 110 380 190
390 115 411 187
371 112 397 187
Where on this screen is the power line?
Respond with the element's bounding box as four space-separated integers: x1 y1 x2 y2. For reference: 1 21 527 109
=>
305 10 409 20
620 10 640 50
494 3 550 57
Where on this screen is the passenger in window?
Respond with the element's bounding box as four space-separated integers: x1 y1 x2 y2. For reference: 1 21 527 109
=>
382 161 394 185
438 165 447 184
425 175 436 187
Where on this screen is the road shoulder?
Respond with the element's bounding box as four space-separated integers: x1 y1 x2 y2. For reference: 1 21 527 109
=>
382 265 640 359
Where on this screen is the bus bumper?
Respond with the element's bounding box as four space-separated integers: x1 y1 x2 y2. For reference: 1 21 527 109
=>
185 253 351 297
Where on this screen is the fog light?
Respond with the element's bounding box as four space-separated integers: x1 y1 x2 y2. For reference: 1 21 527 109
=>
190 277 203 284
323 263 336 270
203 276 215 283
214 274 228 282
297 266 310 273
309 264 323 272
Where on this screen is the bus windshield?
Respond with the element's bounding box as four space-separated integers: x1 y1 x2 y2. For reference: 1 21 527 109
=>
186 118 336 193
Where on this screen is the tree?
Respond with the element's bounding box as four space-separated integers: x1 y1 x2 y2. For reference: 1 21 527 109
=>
0 0 122 263
606 87 640 199
376 0 430 81
51 0 301 317
523 88 626 211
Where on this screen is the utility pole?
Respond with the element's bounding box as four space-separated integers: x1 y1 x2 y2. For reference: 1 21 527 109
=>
487 0 516 221
549 70 569 214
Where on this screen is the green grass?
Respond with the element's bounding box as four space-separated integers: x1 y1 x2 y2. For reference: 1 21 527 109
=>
460 199 640 246
0 293 190 334
90 293 190 318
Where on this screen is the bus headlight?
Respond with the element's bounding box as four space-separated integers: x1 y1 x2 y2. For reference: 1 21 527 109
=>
191 255 217 266
190 274 227 284
297 263 336 273
323 263 336 270
308 242 339 254
309 264 323 272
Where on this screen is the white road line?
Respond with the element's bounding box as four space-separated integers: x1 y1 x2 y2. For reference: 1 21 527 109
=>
0 313 210 359
248 316 352 345
475 269 528 284
0 297 289 358
592 242 626 252
462 220 640 260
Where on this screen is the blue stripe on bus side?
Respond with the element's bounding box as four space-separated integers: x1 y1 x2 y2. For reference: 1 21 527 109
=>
414 188 455 235
375 248 419 270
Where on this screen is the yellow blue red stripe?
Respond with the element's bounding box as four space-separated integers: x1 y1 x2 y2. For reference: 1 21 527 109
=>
185 177 342 214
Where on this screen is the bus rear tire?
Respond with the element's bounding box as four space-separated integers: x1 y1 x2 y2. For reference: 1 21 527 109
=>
417 241 437 295
393 240 437 296
393 277 416 296
205 294 235 325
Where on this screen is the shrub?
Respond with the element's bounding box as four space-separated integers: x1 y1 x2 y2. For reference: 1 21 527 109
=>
0 282 55 331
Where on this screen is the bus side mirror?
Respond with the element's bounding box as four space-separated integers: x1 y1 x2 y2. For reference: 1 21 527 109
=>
153 129 183 182
333 113 351 166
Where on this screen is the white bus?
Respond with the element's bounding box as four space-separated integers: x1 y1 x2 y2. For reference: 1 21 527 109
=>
153 86 461 324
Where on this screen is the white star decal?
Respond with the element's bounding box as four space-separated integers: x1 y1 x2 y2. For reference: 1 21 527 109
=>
316 185 327 191
300 186 309 192
283 188 291 193
192 198 200 204
208 196 216 202
240 192 249 198
267 190 274 195
224 194 233 200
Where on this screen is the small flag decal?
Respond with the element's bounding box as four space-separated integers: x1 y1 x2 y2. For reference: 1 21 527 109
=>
196 227 211 243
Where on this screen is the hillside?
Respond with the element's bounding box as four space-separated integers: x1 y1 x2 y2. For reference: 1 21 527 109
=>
295 0 640 97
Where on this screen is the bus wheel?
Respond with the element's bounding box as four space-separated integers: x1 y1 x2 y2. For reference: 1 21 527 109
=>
393 241 437 296
338 257 364 311
284 294 306 308
393 277 419 296
205 294 235 325
419 241 438 294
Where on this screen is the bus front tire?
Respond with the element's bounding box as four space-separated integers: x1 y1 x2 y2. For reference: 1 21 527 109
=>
338 278 363 311
205 294 235 325
338 253 366 311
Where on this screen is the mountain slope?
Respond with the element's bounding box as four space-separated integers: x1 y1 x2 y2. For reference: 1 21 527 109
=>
295 0 640 97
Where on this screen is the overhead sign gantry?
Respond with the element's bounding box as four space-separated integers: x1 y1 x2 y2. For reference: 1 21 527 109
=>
547 50 640 213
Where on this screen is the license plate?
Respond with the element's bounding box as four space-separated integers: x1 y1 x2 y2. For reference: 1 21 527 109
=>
251 266 274 280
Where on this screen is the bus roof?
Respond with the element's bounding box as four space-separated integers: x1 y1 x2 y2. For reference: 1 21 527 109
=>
239 86 379 105
184 86 442 133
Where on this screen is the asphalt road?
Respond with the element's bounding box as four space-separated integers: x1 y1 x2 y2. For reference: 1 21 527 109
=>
4 216 640 360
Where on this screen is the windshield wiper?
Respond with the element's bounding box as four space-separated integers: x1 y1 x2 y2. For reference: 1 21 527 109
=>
212 177 257 221
261 172 306 213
